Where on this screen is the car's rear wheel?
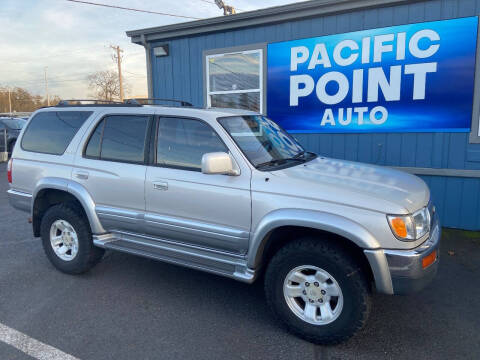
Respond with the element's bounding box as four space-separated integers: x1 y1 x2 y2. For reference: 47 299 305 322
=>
40 204 104 274
49 219 80 261
264 237 371 345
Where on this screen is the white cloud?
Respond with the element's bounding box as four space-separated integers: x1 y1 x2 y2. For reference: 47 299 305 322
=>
42 8 77 29
0 0 301 99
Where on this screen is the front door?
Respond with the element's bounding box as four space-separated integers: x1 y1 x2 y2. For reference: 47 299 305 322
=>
73 114 153 233
145 116 251 254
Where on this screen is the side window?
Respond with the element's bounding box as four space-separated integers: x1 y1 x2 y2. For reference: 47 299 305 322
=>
84 115 150 163
21 111 92 155
157 117 227 171
85 119 104 158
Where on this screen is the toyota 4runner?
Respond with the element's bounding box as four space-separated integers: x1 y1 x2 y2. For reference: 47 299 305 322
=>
7 100 440 344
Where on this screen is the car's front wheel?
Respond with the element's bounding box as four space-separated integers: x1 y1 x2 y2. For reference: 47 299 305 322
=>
40 204 104 274
264 237 371 345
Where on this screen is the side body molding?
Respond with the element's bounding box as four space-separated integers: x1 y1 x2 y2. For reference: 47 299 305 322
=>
33 177 105 234
247 209 382 269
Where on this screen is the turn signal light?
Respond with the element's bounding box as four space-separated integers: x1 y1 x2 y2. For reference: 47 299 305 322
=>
390 217 407 238
422 250 437 269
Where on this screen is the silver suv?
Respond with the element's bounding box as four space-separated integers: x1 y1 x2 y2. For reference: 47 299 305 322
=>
7 100 440 344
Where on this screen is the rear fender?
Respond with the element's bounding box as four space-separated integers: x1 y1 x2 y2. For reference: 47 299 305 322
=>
33 177 105 234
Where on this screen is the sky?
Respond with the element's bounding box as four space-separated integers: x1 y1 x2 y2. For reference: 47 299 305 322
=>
0 0 304 99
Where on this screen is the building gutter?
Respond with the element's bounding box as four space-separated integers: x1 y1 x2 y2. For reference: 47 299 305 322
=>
392 167 480 178
126 0 422 44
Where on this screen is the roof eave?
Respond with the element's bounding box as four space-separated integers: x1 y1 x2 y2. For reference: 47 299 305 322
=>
126 0 420 45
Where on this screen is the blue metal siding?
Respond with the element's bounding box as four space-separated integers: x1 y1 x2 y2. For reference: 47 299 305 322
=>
149 0 480 230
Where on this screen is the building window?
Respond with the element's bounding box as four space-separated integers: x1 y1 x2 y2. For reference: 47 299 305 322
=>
206 49 263 113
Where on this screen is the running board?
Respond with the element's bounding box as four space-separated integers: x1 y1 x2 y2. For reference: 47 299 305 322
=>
93 232 256 283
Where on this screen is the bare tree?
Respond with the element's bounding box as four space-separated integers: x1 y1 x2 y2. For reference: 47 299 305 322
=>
0 87 59 112
87 70 122 101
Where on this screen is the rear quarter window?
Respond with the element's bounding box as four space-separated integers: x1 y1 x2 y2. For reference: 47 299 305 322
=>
21 111 92 155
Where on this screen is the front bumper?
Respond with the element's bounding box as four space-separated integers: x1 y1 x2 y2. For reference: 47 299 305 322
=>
383 218 440 294
365 211 441 295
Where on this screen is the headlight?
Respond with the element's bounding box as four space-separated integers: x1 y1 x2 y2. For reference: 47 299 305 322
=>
387 206 430 241
412 207 430 238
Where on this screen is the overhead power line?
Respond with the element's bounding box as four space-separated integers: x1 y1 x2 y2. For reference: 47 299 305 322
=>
5 64 147 85
8 70 103 84
124 70 147 77
6 77 88 86
0 48 111 64
64 0 201 19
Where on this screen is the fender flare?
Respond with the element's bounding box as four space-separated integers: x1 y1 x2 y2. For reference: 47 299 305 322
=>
33 177 105 234
247 208 381 269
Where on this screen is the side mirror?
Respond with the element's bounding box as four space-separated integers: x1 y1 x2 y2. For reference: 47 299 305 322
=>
201 152 240 176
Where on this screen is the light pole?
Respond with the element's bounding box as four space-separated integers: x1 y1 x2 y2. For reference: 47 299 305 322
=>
0 87 12 114
44 67 50 106
8 87 12 115
110 45 124 102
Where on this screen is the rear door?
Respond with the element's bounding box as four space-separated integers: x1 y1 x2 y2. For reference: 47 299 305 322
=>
73 113 153 234
144 116 252 254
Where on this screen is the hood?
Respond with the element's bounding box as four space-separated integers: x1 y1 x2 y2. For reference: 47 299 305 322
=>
268 157 429 214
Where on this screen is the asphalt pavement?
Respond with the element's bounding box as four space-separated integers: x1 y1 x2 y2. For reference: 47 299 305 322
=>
0 166 479 359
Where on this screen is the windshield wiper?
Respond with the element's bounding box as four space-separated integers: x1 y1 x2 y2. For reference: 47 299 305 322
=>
256 157 306 169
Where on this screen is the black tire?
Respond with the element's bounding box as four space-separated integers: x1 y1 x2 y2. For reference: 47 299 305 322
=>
264 237 371 345
40 203 104 274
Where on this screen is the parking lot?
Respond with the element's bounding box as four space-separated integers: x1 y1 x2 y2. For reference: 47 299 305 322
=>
0 166 479 360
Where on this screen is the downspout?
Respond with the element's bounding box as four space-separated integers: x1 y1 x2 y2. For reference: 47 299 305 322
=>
140 34 154 98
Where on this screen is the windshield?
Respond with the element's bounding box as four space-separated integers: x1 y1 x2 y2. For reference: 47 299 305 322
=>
2 118 26 130
218 115 308 168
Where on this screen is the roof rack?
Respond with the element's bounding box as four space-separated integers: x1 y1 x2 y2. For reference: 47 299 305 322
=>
125 98 193 107
55 98 194 108
56 99 142 107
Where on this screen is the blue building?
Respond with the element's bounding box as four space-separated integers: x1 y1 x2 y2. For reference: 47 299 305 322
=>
127 0 480 230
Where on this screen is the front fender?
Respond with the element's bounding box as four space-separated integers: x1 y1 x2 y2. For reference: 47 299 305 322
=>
247 208 381 269
33 177 105 234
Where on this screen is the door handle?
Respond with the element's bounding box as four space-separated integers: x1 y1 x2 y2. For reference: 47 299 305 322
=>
153 181 168 191
74 171 89 180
